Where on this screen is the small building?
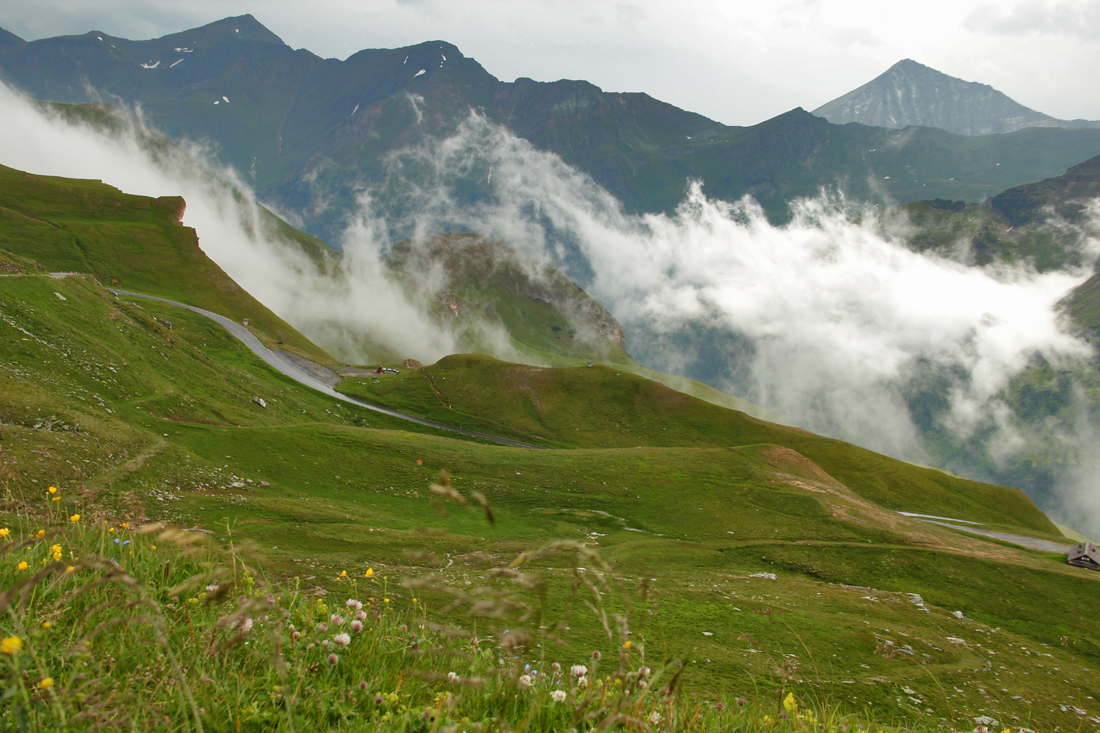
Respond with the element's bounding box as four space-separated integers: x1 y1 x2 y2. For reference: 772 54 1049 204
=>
242 318 250 326
1067 541 1100 570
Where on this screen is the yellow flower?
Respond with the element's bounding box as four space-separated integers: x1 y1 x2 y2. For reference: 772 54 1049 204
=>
783 692 798 713
0 528 9 538
65 566 74 573
108 527 114 533
51 544 62 553
383 598 390 604
69 514 80 523
52 552 62 561
339 570 347 578
364 568 374 578
151 545 157 550
48 486 58 494
17 561 28 571
1 636 23 655
38 677 54 690
51 497 60 502
622 640 632 649
42 622 52 629
121 523 129 529
35 530 45 538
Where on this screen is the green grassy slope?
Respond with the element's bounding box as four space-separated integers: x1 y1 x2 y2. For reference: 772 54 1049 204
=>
3 272 1098 729
0 162 331 361
336 353 1056 534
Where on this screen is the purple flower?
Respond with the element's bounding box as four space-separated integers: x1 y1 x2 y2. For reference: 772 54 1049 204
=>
327 653 339 665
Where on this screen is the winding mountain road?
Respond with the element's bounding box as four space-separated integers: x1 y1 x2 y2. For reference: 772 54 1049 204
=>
108 289 545 450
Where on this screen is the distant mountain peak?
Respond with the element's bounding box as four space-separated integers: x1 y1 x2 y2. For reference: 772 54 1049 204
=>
155 14 288 49
813 59 1099 136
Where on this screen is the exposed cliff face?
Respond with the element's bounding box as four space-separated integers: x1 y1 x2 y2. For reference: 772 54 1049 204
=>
813 59 1100 136
386 232 629 359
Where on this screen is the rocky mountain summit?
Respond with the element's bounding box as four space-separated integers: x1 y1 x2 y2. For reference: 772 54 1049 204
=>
814 59 1100 136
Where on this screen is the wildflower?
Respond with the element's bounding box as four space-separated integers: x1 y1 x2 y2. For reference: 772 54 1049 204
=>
783 692 798 713
1 636 23 655
327 653 339 665
364 567 374 578
121 523 129 529
649 711 662 725
69 514 80 523
383 598 389 604
318 623 329 633
48 486 58 494
359 681 368 691
108 527 114 533
623 640 632 649
151 545 156 550
17 561 28 571
551 690 567 703
113 538 120 544
52 552 61 561
571 665 588 678
551 662 561 672
0 528 8 538
375 695 384 704
346 599 363 611
65 566 74 573
35 530 45 538
592 650 601 661
355 610 367 621
447 672 460 682
339 570 347 579
51 544 62 553
241 618 254 633
330 614 344 625
42 622 52 629
518 674 532 690
639 680 648 689
39 677 54 690
51 497 60 502
578 676 589 689
716 702 725 711
351 620 363 633
334 633 351 646
638 666 651 678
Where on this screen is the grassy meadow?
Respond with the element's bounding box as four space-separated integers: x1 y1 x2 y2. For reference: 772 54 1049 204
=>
3 271 1099 731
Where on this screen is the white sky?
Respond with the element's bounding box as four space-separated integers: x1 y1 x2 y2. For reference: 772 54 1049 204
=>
1 0 1098 127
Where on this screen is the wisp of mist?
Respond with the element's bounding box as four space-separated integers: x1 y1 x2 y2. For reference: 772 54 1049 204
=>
1 86 1097 535
0 83 460 365
355 113 1100 535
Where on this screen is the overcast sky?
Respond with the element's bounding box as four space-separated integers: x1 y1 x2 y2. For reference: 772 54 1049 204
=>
2 0 1098 126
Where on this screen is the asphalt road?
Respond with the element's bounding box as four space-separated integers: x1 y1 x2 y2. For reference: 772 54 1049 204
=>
108 289 545 450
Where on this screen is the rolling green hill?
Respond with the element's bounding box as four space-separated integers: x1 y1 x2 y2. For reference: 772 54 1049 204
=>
2 269 1098 730
0 162 331 361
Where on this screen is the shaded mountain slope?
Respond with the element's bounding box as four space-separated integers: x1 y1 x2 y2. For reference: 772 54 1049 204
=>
3 17 1100 242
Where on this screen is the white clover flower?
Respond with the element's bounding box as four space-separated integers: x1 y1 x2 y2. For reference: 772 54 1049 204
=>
648 711 662 725
330 614 345 625
551 690 567 703
447 672 460 682
355 609 368 621
518 674 532 689
571 665 587 678
638 666 651 678
351 620 364 633
346 599 363 610
334 633 351 646
241 617 253 633
578 676 589 689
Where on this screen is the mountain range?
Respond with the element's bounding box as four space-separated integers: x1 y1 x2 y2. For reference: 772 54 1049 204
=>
2 16 1100 245
814 59 1100 136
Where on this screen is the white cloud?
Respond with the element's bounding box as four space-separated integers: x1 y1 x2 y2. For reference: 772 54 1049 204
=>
965 0 1100 38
